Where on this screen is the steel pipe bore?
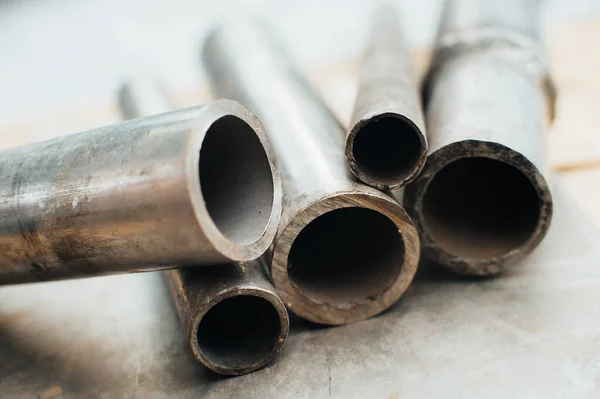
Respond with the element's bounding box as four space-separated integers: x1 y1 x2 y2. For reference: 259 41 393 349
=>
203 20 420 325
0 95 281 284
346 5 427 190
404 0 554 276
165 261 289 375
119 80 288 376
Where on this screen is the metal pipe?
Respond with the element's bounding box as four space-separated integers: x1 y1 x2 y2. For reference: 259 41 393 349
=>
404 0 554 276
119 79 289 376
0 94 282 284
203 20 420 325
165 261 289 376
118 78 174 119
346 5 427 190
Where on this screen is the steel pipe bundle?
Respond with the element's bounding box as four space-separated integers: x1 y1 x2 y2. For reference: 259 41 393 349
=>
0 95 281 284
203 20 420 325
404 0 554 276
119 80 289 376
346 5 427 190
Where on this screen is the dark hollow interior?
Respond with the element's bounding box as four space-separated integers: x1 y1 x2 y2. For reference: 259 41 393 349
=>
352 116 423 184
196 295 282 369
199 115 274 245
287 207 404 305
422 157 541 259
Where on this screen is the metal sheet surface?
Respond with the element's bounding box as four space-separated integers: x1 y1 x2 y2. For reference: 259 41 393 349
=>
1 183 599 398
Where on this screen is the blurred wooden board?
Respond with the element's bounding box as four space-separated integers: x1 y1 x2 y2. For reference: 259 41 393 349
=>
546 17 600 172
558 168 600 226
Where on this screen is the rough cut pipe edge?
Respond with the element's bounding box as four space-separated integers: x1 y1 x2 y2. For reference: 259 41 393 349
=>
404 0 554 276
0 95 281 284
119 79 288 376
203 20 420 325
346 5 427 190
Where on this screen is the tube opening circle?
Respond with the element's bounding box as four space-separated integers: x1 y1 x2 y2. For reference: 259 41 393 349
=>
199 115 274 245
287 207 405 305
352 116 424 186
422 157 541 259
196 295 282 370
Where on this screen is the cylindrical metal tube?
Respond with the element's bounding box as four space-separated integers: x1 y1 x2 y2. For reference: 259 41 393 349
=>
346 5 427 190
203 20 420 325
404 0 554 276
0 95 282 284
165 261 289 376
118 78 174 119
119 79 289 376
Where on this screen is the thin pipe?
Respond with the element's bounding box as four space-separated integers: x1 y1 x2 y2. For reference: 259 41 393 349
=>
346 4 427 190
164 261 289 376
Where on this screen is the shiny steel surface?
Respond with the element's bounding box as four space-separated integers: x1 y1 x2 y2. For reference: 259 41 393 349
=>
404 0 554 276
346 5 427 190
203 20 420 325
0 99 281 284
119 80 288 376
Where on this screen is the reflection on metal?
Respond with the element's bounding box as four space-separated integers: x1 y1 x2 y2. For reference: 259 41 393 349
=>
0 96 280 284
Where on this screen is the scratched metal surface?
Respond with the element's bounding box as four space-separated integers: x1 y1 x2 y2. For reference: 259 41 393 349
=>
0 183 599 399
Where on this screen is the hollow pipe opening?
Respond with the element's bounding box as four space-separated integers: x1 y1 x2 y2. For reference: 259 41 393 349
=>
286 207 404 305
196 295 282 371
421 157 541 259
351 116 424 185
199 115 274 245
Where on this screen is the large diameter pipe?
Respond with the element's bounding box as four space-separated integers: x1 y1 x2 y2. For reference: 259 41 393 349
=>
404 0 554 276
346 5 427 190
119 80 289 376
0 97 282 283
203 21 420 325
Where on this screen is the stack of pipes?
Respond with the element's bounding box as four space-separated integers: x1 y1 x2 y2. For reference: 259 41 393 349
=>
0 0 554 376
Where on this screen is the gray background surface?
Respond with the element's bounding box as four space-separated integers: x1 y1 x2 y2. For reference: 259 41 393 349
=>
1 184 599 398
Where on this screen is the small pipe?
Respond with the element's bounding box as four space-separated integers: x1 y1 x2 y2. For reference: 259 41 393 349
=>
0 92 281 284
203 20 420 325
346 4 427 190
164 261 289 376
119 79 289 376
404 0 554 276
